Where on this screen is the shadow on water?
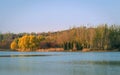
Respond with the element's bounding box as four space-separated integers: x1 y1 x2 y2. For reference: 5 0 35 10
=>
65 61 120 66
0 54 53 57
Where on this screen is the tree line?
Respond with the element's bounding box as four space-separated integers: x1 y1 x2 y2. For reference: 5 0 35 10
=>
0 24 120 51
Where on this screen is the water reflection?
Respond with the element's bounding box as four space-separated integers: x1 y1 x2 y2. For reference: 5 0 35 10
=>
62 61 120 75
66 60 120 66
0 54 52 57
0 52 120 75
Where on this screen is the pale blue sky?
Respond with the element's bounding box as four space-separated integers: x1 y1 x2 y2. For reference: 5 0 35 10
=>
0 0 120 33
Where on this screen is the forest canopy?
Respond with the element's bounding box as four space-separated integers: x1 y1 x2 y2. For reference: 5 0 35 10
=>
0 24 120 52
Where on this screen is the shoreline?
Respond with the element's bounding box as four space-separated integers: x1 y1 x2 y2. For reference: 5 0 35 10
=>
0 48 119 52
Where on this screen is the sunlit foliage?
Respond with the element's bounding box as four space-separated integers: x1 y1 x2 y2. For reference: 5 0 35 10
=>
10 41 18 50
4 24 120 51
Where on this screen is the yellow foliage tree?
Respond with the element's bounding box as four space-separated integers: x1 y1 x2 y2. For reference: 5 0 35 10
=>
18 35 30 51
10 41 18 50
17 35 40 51
29 35 39 50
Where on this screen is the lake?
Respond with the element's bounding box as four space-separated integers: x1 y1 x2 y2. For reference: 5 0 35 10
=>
0 51 120 75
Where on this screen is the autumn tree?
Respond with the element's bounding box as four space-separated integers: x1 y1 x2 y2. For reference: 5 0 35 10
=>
10 41 18 50
9 24 120 52
108 25 120 50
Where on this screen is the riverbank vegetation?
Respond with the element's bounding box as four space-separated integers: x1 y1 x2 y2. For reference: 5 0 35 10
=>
0 24 120 52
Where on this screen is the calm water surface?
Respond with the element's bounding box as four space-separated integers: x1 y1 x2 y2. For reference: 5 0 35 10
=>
0 51 120 75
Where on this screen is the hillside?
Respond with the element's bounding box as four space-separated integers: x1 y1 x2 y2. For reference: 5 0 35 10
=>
0 24 120 51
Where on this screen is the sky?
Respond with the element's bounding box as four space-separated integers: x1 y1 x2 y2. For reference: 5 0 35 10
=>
0 0 120 33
